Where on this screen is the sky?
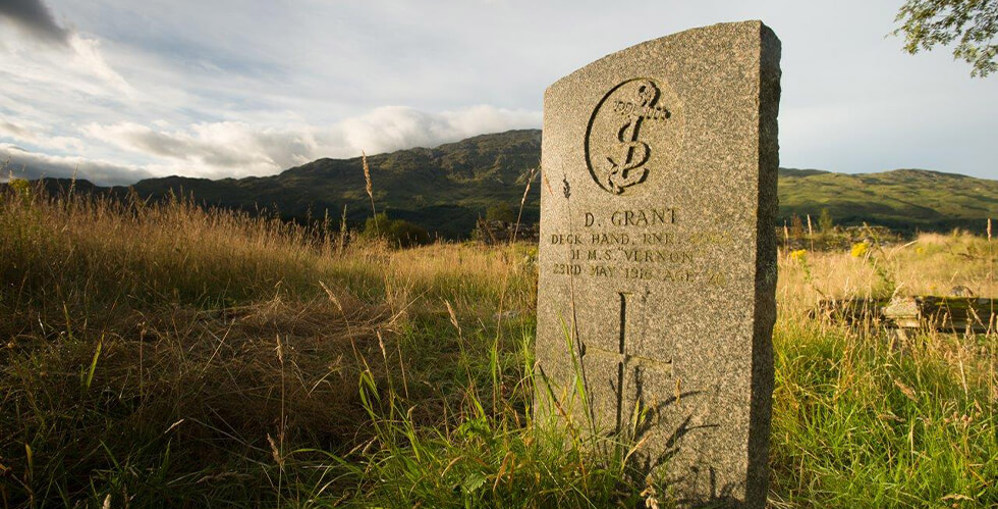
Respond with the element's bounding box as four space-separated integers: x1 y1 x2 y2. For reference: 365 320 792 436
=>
0 0 995 185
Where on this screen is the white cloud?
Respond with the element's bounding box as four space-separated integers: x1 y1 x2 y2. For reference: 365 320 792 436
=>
77 105 540 180
67 33 136 98
0 119 86 153
0 120 30 138
0 7 135 100
1 143 154 185
441 105 542 136
338 105 540 156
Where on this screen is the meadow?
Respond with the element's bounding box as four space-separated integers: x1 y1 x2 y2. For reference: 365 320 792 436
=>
1 181 995 508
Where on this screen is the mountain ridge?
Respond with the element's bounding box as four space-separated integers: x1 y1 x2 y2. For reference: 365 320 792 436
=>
8 129 996 237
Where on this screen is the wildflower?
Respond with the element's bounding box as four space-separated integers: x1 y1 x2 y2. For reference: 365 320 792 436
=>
9 178 30 203
851 241 869 258
790 249 807 262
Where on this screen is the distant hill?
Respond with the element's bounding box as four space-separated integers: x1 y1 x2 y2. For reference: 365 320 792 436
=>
125 129 542 238
778 167 998 233
15 130 541 239
9 129 997 237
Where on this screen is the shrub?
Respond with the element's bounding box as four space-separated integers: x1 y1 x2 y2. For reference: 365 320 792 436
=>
818 208 834 233
485 202 516 223
362 212 431 248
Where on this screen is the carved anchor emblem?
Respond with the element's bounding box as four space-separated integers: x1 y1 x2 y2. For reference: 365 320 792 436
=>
585 78 672 195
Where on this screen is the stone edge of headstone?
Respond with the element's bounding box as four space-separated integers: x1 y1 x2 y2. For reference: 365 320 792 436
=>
747 20 781 509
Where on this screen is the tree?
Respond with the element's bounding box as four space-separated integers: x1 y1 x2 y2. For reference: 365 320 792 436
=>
485 202 516 223
893 0 998 77
818 208 835 234
790 214 805 239
361 212 431 248
388 219 431 247
362 212 393 238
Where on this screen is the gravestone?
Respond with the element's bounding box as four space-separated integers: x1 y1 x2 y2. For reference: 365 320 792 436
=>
534 21 780 507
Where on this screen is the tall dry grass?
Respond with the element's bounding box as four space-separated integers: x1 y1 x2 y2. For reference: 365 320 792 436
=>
0 182 396 505
0 182 536 506
778 230 998 316
1 179 995 507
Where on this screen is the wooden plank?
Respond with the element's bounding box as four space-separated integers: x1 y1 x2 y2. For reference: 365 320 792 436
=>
812 298 886 324
907 297 997 334
816 297 998 333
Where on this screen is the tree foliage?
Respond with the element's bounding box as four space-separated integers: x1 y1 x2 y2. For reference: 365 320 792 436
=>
485 202 516 223
894 0 998 77
361 212 431 248
818 208 834 234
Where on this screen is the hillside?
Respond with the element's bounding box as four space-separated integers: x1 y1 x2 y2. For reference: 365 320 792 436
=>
102 130 537 238
778 168 998 233
11 129 997 237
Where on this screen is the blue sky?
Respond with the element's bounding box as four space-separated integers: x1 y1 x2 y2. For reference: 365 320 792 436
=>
0 0 995 185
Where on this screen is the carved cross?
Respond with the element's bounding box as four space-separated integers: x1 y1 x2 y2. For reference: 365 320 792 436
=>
582 292 674 433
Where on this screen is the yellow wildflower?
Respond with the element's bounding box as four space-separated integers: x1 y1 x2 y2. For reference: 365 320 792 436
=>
790 249 807 262
850 242 869 258
9 178 30 202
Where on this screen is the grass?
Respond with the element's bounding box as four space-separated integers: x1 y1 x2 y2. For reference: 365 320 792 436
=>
774 239 996 507
1 181 996 507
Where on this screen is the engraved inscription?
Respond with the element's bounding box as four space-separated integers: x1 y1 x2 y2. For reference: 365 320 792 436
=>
542 208 732 287
585 78 681 195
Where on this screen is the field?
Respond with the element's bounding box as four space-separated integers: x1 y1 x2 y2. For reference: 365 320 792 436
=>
1 183 995 508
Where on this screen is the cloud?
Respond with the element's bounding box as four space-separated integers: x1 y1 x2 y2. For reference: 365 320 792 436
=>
78 105 541 181
0 0 135 98
0 120 30 139
0 119 85 152
67 34 135 97
1 143 155 185
82 121 315 178
339 105 541 156
0 0 69 45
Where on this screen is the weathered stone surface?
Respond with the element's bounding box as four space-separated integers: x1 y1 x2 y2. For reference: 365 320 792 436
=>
533 21 780 507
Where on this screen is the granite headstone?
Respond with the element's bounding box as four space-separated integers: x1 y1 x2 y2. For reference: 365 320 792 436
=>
534 21 780 507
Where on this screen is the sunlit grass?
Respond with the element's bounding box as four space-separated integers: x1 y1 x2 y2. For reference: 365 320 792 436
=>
1 180 995 507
